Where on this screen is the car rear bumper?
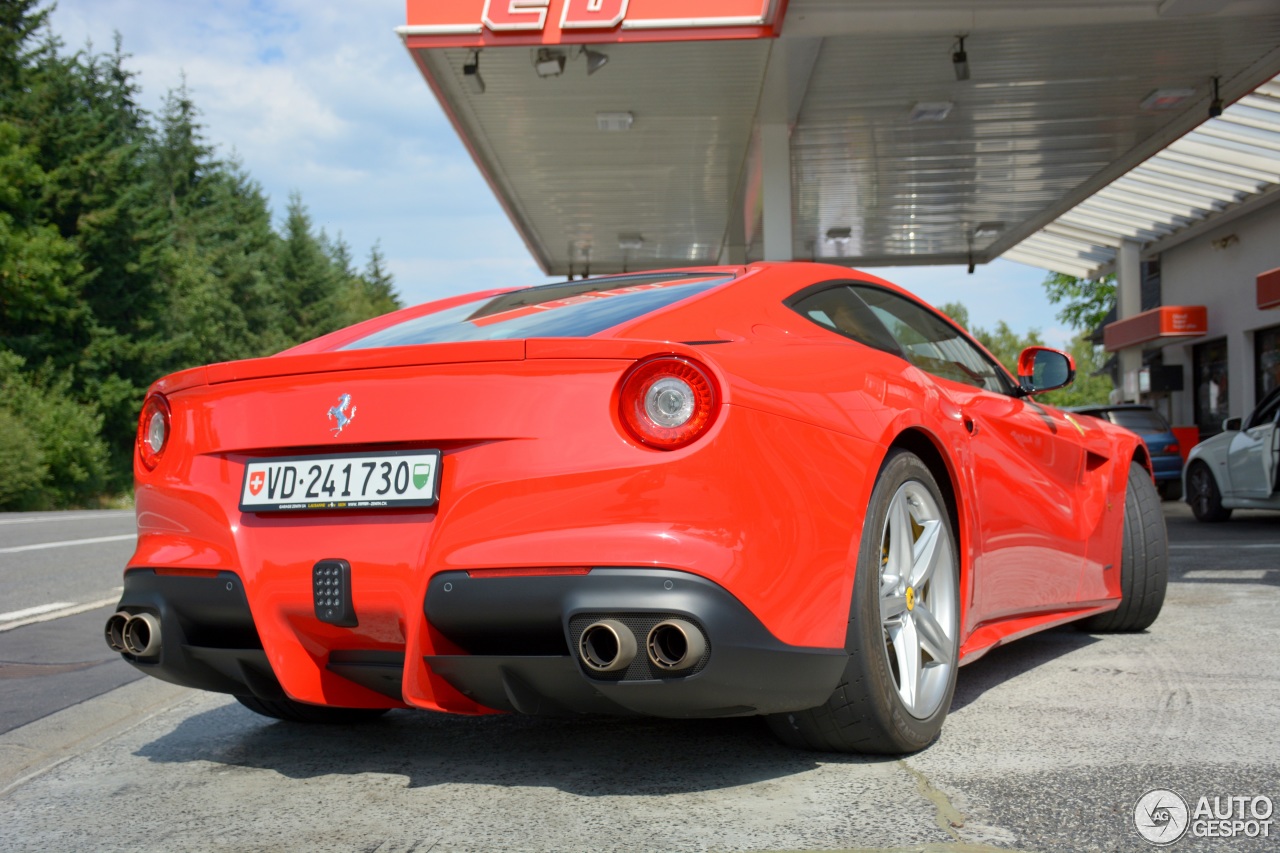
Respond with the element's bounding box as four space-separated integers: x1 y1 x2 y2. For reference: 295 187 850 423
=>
111 569 291 703
1151 454 1183 482
112 567 849 718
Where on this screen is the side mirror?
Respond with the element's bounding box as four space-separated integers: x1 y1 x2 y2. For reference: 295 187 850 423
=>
1223 416 1242 432
1017 346 1075 396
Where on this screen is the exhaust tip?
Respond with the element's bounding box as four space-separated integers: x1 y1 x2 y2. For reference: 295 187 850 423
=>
122 612 162 658
646 619 707 672
578 619 638 673
105 611 131 653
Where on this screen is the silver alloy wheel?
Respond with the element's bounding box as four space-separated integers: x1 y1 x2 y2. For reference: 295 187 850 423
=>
1189 465 1212 516
877 480 958 720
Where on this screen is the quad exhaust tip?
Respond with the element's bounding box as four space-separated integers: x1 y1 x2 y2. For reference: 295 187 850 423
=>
105 611 131 653
104 611 162 658
578 619 638 672
646 619 706 672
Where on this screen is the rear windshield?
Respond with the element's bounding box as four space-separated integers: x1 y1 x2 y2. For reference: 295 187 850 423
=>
1104 408 1171 434
342 273 729 350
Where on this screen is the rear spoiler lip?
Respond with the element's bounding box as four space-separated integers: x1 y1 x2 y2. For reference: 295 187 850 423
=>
148 338 721 394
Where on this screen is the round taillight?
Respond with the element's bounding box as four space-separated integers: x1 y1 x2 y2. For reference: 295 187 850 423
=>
618 357 719 450
137 394 171 471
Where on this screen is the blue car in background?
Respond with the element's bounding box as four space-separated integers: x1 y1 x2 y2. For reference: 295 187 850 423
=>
1070 405 1184 501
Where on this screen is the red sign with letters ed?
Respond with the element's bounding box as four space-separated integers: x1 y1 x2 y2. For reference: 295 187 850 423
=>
402 0 783 47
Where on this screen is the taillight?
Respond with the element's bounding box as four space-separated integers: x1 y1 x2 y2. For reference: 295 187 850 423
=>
137 394 171 470
1166 442 1180 455
618 356 719 450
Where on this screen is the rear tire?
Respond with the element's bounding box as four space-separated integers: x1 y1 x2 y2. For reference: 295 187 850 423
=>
1079 461 1168 633
235 694 390 724
767 450 959 754
1186 461 1232 522
1156 479 1181 502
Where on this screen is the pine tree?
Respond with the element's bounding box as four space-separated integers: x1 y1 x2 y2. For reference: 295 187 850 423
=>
278 194 341 340
0 0 54 103
0 120 86 365
0 2 402 501
361 242 400 315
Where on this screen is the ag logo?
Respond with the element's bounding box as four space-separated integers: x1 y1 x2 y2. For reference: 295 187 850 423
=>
1135 789 1189 845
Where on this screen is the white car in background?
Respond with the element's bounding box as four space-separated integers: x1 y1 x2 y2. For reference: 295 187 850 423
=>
1185 387 1280 521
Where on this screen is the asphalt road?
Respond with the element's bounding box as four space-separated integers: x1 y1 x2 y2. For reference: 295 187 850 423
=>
0 511 140 733
0 503 1276 852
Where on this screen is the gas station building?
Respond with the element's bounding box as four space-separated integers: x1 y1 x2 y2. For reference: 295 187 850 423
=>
398 0 1280 437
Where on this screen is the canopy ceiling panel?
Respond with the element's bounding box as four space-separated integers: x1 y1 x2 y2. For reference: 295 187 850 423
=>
785 10 1280 267
405 0 1280 276
1007 76 1280 278
412 40 770 275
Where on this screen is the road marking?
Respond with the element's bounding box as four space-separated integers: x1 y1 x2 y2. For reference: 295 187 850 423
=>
0 534 137 554
0 594 122 633
0 512 132 526
1170 543 1280 550
1181 569 1271 580
0 602 75 622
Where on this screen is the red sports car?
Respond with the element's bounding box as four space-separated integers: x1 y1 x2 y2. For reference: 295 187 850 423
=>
107 262 1167 754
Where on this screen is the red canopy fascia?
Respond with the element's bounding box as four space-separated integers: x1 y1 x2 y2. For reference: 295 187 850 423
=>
1103 306 1208 352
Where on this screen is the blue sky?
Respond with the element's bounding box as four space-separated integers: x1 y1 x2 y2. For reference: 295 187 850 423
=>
48 0 1072 347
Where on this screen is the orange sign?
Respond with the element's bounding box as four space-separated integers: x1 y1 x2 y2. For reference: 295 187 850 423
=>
402 0 783 47
1259 267 1280 310
1103 306 1208 352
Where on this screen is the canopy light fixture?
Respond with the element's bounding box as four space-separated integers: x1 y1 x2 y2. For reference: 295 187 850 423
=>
596 111 634 132
1209 76 1223 118
533 48 566 78
909 101 953 123
580 46 609 76
1140 87 1195 110
463 50 485 95
973 221 1005 238
618 233 645 251
952 35 970 82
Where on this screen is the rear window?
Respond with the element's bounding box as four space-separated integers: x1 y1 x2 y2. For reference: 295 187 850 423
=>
1104 408 1171 434
342 273 729 350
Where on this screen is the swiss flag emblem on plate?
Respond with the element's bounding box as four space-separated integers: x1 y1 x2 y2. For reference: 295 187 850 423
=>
248 471 265 496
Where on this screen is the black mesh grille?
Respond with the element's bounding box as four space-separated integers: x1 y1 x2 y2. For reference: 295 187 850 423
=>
568 613 711 682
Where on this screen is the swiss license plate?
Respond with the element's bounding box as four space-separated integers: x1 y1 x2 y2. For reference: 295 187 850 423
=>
239 450 441 512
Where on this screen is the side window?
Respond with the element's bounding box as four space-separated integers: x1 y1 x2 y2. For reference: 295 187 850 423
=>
788 286 903 356
1248 388 1280 429
850 285 1015 394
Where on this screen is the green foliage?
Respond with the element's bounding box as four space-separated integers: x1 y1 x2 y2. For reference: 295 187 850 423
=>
937 301 969 331
1042 271 1115 332
945 301 1114 406
1039 334 1114 408
940 301 1047 382
971 321 1045 378
0 2 401 505
0 408 47 508
0 350 109 508
0 120 86 363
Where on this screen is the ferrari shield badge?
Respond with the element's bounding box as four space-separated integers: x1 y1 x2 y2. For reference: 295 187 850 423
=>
327 394 357 436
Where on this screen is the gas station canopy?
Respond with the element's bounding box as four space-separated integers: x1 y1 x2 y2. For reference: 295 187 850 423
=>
400 0 1280 278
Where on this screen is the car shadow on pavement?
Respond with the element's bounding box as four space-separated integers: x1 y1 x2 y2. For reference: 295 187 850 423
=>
134 701 892 795
949 626 1098 713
